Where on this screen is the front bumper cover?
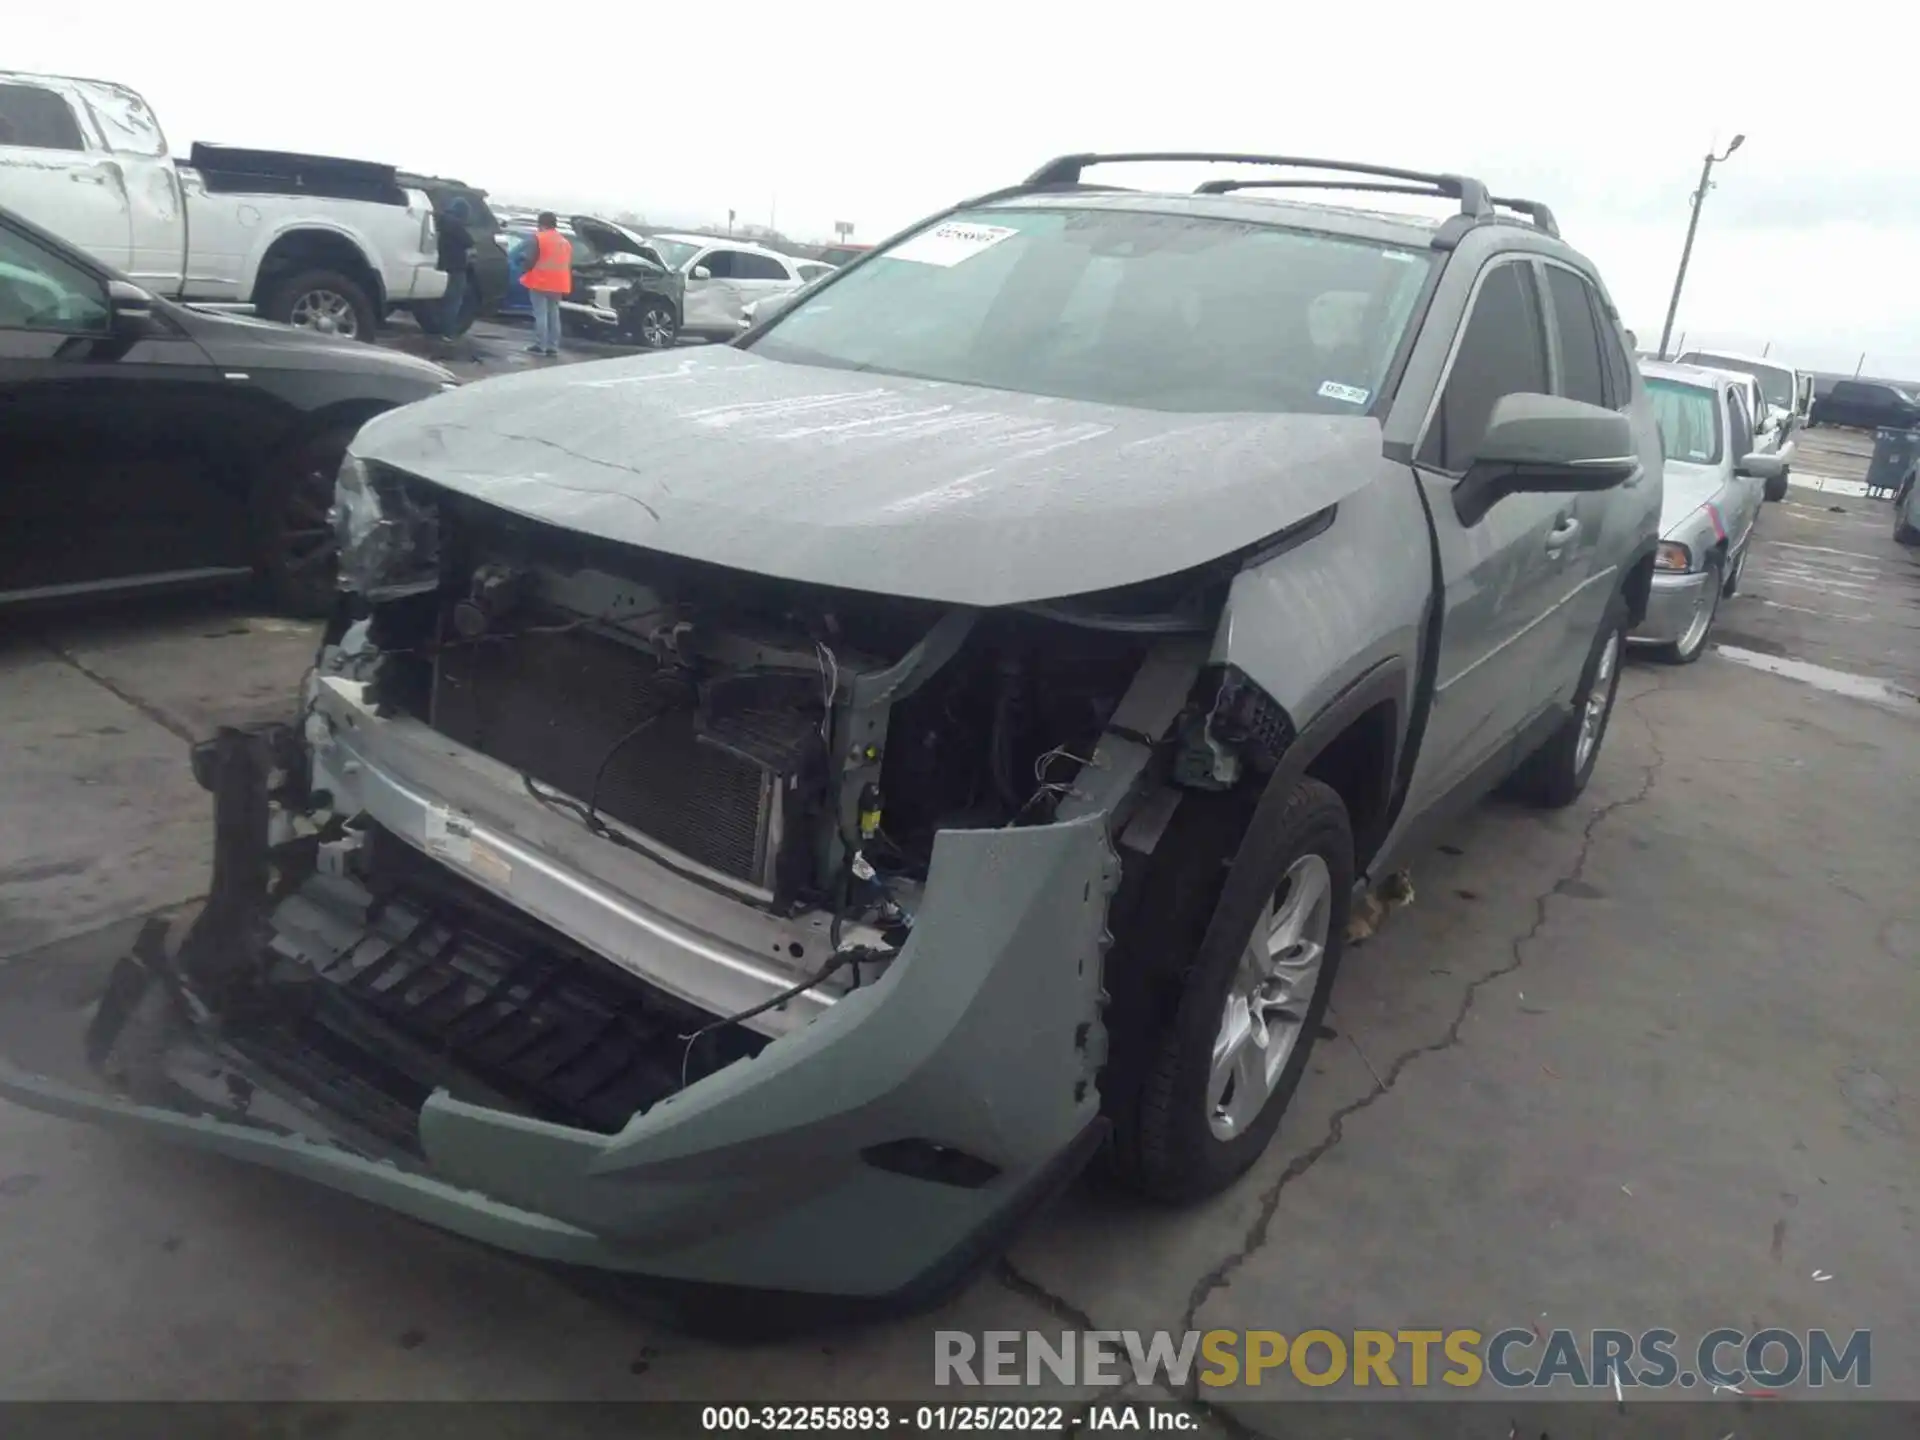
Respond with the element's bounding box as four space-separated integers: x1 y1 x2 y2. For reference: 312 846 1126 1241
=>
0 722 1118 1311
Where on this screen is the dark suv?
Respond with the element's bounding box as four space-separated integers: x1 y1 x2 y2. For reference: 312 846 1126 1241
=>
1810 378 1920 432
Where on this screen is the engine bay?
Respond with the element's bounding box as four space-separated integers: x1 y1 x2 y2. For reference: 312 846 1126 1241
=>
337 490 1194 982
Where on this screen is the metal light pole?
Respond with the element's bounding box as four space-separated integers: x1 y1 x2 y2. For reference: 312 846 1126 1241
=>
1656 134 1744 360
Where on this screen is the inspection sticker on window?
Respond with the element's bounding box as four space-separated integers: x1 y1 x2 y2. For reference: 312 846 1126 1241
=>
887 221 1019 267
424 806 511 886
1318 381 1372 406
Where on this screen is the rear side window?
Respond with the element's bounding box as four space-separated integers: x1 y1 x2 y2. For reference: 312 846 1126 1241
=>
0 84 86 152
1544 265 1607 409
1598 315 1633 408
1419 260 1549 472
733 252 790 281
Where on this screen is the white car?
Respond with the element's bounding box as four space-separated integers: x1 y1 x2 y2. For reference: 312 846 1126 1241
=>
1673 348 1808 501
643 232 809 340
0 72 443 340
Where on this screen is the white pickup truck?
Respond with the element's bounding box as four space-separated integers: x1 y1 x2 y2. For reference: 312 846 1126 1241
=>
0 72 444 340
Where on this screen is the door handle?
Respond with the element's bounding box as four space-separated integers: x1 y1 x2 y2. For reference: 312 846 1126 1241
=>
1546 518 1581 551
71 171 109 184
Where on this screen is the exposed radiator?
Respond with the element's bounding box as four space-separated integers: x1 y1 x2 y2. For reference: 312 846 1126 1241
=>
429 623 784 887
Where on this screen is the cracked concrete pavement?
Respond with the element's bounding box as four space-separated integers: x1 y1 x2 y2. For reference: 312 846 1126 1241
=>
0 452 1914 1416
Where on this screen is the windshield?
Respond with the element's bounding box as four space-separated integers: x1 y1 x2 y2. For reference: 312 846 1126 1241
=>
1683 352 1794 410
1646 379 1723 464
749 207 1434 414
649 238 702 270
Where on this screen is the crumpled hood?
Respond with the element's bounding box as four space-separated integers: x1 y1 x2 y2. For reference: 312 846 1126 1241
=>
1659 461 1725 536
351 346 1384 607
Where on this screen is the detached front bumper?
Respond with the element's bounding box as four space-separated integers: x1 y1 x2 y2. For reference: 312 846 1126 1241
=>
1628 569 1712 646
0 710 1117 1310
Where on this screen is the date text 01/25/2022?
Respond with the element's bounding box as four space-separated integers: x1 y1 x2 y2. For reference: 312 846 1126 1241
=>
701 1404 1196 1432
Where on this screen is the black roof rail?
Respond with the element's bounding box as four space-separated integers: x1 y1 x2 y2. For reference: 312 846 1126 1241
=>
1489 195 1560 237
1025 152 1493 219
1195 178 1451 201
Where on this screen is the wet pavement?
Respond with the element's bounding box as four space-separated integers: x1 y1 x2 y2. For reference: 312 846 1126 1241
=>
0 422 1914 1416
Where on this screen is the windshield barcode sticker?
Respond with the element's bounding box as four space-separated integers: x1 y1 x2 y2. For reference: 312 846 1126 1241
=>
1318 381 1372 405
888 222 1019 267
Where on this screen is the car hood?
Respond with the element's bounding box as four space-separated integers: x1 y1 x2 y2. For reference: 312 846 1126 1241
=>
349 346 1387 607
178 305 454 387
1659 460 1725 535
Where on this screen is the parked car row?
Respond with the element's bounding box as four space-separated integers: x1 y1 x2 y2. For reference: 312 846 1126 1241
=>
0 69 834 350
1 72 446 340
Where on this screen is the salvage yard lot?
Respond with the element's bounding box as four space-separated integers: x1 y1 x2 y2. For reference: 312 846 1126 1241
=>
0 370 1915 1414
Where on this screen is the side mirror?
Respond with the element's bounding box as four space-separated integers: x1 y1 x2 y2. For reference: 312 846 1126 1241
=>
690 265 712 281
108 278 156 334
1453 393 1640 526
1737 452 1788 483
745 291 796 328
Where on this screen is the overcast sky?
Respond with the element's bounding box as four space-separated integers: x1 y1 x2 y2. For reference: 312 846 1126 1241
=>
15 3 1920 376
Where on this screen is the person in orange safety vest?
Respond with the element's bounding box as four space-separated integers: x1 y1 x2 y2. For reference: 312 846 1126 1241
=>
513 211 573 357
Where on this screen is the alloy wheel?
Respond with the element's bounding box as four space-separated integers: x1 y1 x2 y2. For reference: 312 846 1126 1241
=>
1207 853 1334 1141
288 289 360 339
1575 630 1621 772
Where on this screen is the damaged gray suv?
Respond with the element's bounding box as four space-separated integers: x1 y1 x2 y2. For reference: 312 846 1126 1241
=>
0 153 1662 1323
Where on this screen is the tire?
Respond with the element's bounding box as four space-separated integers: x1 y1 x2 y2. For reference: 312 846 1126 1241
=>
1896 486 1920 546
1113 778 1353 1204
251 420 365 617
1764 470 1789 503
1509 599 1628 808
257 268 379 342
1722 544 1748 598
1653 554 1723 665
624 299 679 349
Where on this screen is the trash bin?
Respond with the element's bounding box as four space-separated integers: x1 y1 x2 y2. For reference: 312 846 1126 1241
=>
1866 428 1920 497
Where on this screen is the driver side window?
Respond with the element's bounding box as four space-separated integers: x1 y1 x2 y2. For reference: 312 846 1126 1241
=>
0 222 110 334
1418 259 1550 473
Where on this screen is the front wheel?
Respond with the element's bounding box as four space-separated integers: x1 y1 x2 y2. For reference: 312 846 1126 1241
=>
624 299 679 349
1116 778 1353 1204
1654 556 1723 665
1764 469 1789 503
1509 604 1627 808
257 268 379 341
251 421 366 617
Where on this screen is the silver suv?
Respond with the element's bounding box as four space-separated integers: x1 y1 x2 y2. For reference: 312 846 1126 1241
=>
1 151 1662 1327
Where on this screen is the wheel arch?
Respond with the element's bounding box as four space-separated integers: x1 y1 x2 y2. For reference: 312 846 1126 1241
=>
250 226 387 312
1621 541 1657 628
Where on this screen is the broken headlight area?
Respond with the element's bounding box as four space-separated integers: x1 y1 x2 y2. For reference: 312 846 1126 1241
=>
332 454 441 602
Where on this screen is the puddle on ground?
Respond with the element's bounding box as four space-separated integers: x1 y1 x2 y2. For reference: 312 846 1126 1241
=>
1715 645 1919 707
